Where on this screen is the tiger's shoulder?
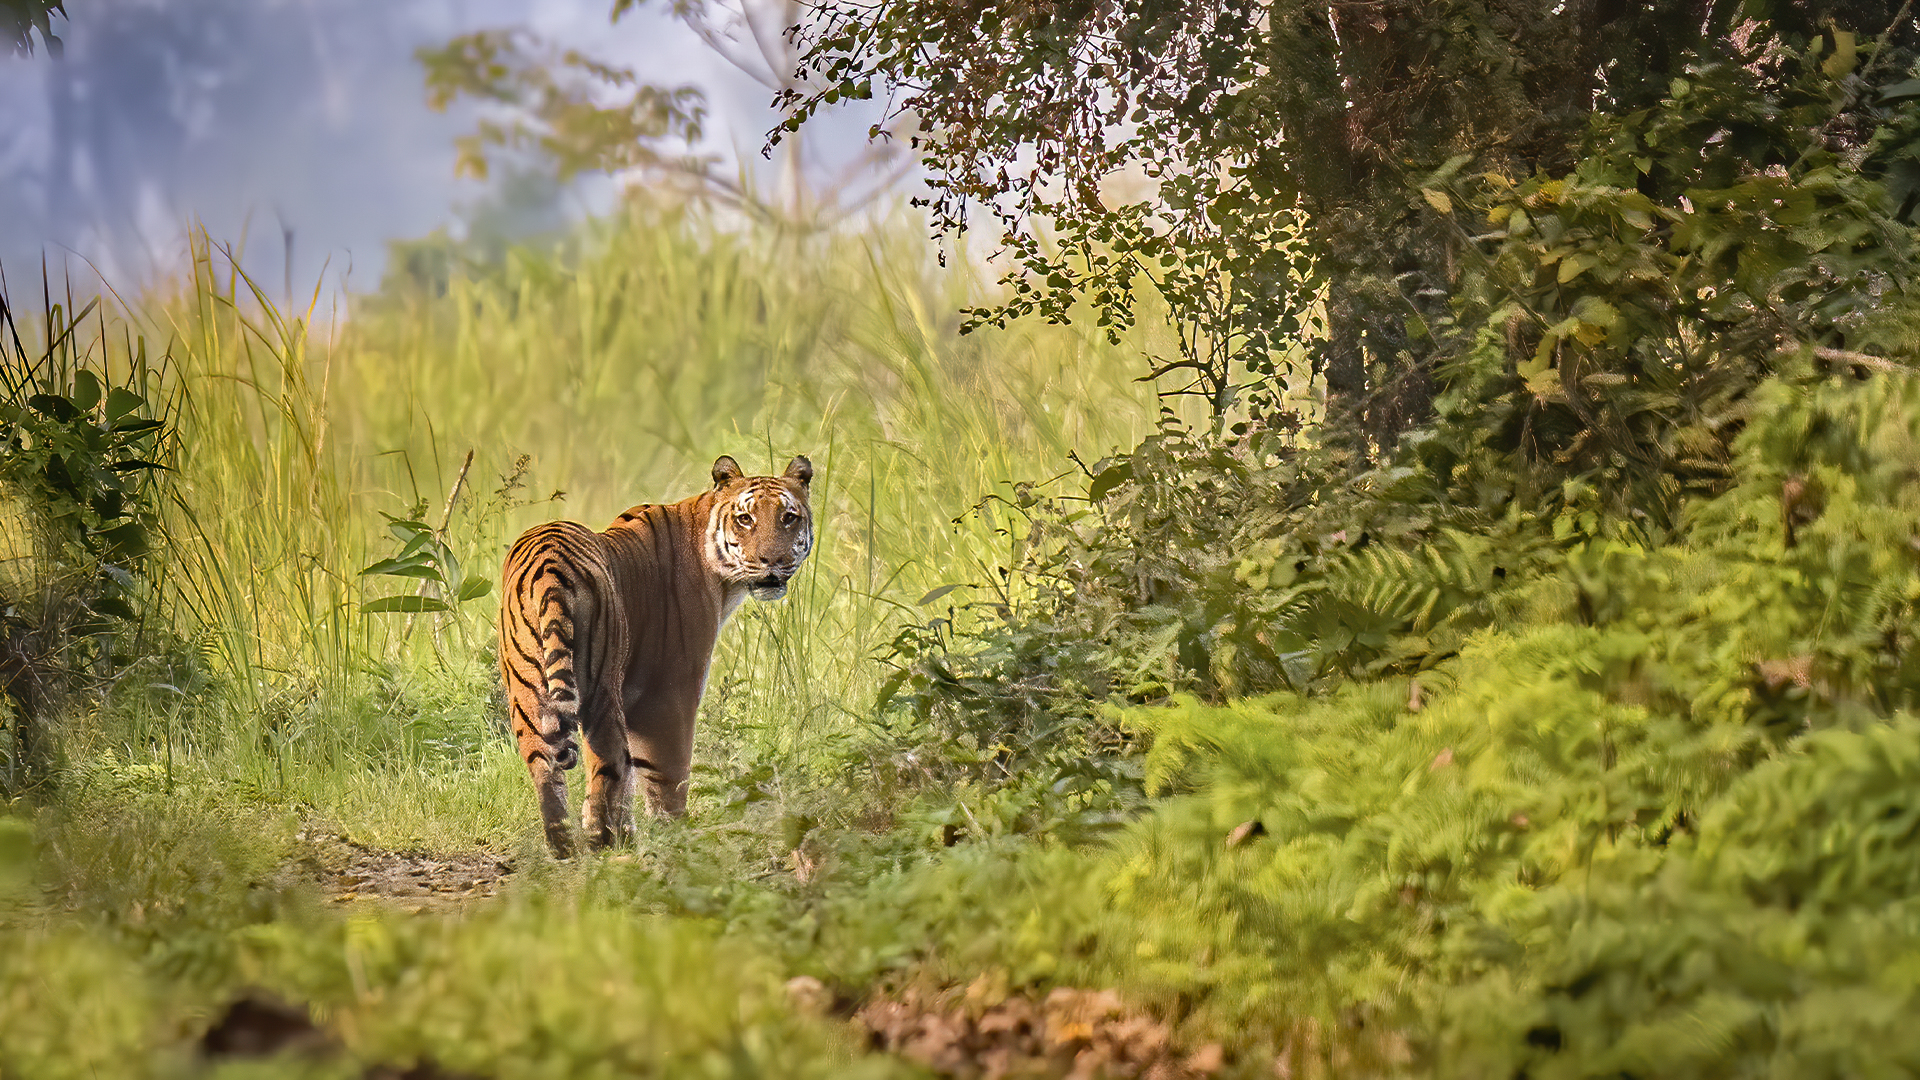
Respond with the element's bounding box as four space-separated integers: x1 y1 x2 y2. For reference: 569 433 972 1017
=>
500 519 614 601
504 518 603 563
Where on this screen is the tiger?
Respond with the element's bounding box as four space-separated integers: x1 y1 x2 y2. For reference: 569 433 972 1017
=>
498 454 814 856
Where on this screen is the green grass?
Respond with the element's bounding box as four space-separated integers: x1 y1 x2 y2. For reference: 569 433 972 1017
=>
0 199 1180 1075
30 199 1172 843
22 189 1920 1079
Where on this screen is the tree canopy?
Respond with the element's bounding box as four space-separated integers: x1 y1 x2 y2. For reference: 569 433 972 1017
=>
782 0 1920 473
3 0 66 55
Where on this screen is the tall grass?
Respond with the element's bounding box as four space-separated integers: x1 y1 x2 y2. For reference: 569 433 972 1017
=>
31 197 1173 848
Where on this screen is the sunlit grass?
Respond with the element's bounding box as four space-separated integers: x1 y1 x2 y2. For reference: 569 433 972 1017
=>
22 195 1173 849
0 202 1181 1071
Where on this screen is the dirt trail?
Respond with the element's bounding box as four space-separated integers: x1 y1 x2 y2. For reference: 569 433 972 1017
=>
290 829 516 912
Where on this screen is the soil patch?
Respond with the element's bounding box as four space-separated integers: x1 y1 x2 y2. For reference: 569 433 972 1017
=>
859 979 1224 1080
200 993 480 1078
290 828 515 912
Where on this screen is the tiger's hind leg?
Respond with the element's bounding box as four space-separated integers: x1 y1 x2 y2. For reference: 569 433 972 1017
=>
503 644 578 857
626 684 701 819
500 529 597 858
505 671 578 858
580 713 637 849
578 600 636 850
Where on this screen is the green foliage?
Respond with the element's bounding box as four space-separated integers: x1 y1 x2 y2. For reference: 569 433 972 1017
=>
881 406 1559 744
828 367 1920 1073
0 292 174 622
879 28 1920 788
2 793 917 1079
358 507 494 616
783 0 1920 434
417 27 706 182
1 0 64 57
1424 44 1920 527
0 926 164 1079
0 280 183 798
248 901 899 1078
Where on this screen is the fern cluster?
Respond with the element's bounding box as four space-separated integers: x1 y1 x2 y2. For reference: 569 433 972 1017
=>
842 367 1920 1073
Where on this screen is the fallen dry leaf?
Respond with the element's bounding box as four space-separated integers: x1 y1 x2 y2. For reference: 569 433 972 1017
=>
1226 820 1266 848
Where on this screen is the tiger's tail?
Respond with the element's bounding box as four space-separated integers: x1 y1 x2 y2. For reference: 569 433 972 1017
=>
531 568 582 771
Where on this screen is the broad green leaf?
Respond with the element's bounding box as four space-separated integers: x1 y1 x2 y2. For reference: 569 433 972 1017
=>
1822 29 1856 78
1089 462 1134 501
918 584 967 606
1524 368 1564 398
1558 254 1598 283
26 394 80 422
385 518 434 542
70 370 101 412
359 554 442 581
438 547 463 590
873 668 910 712
104 387 144 422
360 595 452 614
456 575 494 602
1572 296 1621 328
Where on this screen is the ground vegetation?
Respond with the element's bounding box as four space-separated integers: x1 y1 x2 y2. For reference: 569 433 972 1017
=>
5 1 1920 1076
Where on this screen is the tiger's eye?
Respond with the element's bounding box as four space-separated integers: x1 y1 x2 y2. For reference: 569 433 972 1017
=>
734 512 753 528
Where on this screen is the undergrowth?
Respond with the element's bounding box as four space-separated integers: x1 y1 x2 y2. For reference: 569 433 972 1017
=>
5 142 1920 1075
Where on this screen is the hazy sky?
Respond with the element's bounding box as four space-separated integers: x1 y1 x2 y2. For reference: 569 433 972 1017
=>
0 0 897 301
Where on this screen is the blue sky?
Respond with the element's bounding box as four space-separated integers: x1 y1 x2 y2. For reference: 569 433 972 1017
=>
0 0 901 300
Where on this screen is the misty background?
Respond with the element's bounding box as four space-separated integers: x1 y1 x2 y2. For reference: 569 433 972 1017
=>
0 0 901 303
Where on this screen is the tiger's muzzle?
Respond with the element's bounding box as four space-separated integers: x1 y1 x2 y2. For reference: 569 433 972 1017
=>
747 571 793 600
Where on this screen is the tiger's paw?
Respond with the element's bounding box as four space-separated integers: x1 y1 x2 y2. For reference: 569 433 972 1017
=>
581 811 636 852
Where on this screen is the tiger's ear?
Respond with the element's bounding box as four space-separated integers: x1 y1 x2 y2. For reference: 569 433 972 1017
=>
783 455 813 487
712 456 743 487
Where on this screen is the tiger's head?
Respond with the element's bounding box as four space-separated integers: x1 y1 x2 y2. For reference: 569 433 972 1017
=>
707 454 814 601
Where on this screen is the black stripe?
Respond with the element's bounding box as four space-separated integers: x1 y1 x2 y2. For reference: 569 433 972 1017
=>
509 636 545 672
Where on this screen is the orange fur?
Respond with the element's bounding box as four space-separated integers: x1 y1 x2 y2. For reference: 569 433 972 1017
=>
498 455 813 855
